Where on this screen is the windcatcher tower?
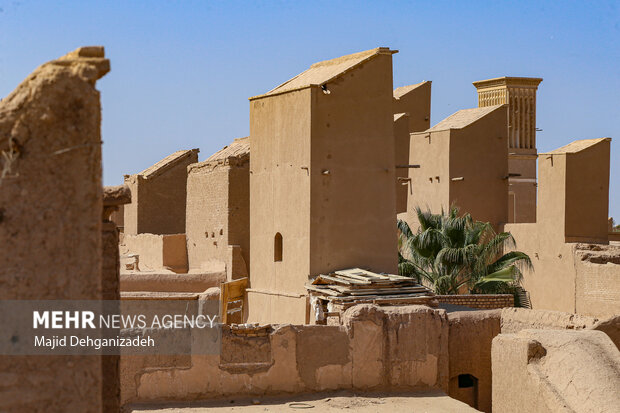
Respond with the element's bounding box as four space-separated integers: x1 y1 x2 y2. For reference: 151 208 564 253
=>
473 77 542 223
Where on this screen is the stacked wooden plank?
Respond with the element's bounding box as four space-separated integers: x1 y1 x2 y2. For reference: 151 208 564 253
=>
305 268 437 313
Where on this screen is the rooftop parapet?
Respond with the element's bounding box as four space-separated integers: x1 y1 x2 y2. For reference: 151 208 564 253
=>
428 105 504 132
132 148 199 180
188 137 249 173
250 47 398 99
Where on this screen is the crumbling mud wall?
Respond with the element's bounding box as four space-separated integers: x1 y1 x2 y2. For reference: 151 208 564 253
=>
447 310 501 413
500 307 599 333
492 329 620 413
574 243 620 317
591 315 620 350
447 308 619 413
120 303 620 411
0 47 110 412
121 305 450 405
101 185 131 413
501 307 620 349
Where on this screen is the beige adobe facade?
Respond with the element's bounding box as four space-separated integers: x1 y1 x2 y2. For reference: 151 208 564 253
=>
539 138 610 244
393 81 432 215
0 47 117 412
247 48 399 324
393 81 432 133
493 329 620 412
474 77 543 223
186 137 250 279
394 113 411 214
505 137 619 318
121 232 189 273
124 148 198 235
405 105 508 230
121 304 620 413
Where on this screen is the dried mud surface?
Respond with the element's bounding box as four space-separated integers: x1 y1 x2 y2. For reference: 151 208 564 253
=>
126 390 479 412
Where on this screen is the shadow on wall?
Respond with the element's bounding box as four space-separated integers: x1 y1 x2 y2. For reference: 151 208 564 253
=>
121 305 620 413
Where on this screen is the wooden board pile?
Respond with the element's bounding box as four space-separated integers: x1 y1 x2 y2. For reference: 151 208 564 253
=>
306 268 437 316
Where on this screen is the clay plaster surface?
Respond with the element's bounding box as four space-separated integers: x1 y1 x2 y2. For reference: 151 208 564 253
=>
186 138 250 279
504 138 618 318
121 305 452 405
124 149 198 235
0 46 109 412
125 390 479 412
248 48 398 323
492 329 620 413
406 105 508 231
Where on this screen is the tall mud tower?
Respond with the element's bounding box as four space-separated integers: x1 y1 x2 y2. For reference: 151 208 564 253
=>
473 77 542 223
248 48 399 324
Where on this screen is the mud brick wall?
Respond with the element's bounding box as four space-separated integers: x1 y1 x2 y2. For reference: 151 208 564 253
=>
186 153 249 277
435 294 514 309
0 47 110 413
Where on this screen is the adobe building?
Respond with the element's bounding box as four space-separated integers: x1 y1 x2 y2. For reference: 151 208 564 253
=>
505 137 619 318
473 77 543 223
0 47 118 412
393 81 432 133
247 47 399 324
5 46 619 413
186 137 250 279
406 105 509 230
110 204 125 232
394 113 411 214
393 81 432 216
538 138 610 244
101 184 131 413
124 149 198 235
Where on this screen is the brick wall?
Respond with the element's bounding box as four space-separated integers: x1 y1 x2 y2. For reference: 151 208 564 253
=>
138 155 196 235
435 294 514 309
186 163 230 270
186 156 249 276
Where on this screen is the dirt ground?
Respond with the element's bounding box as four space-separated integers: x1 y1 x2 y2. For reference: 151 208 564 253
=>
127 390 479 412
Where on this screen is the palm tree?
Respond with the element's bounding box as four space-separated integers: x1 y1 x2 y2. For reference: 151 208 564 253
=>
398 206 532 297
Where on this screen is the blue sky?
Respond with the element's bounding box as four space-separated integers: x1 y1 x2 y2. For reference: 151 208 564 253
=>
1 1 618 218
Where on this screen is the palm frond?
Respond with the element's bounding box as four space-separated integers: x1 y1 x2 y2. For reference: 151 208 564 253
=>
405 203 533 296
415 206 439 231
465 221 490 245
412 228 445 259
473 266 518 289
397 219 413 239
486 251 533 275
